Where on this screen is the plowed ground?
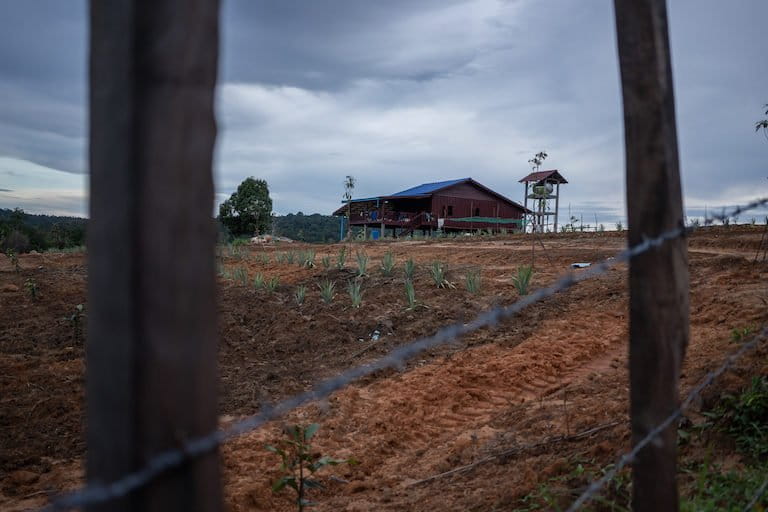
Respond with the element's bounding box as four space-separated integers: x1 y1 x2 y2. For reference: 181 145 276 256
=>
1 226 766 511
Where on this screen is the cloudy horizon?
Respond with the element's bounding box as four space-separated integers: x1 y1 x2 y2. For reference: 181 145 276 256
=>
1 0 766 226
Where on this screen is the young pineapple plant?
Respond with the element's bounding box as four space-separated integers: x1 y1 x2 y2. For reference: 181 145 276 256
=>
336 246 347 270
429 261 455 289
347 280 363 308
266 276 280 292
318 279 336 304
232 266 249 285
512 265 534 296
355 251 368 277
404 279 418 310
302 250 316 268
294 285 306 306
380 250 395 276
465 269 481 294
253 272 265 290
321 255 331 270
403 258 416 280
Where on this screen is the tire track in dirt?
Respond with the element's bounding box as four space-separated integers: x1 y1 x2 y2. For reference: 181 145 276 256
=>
223 307 627 511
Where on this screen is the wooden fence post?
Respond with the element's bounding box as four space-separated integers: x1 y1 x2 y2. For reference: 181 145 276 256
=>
87 1 221 511
614 1 689 510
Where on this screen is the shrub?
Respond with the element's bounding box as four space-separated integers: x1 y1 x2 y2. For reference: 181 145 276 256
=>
318 279 335 304
512 265 533 296
266 424 355 512
380 250 395 276
465 269 481 294
355 251 369 277
294 285 306 306
347 280 363 308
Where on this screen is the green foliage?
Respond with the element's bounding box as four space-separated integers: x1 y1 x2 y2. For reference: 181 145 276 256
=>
404 280 417 310
380 250 395 276
429 261 454 289
24 278 38 301
5 248 19 272
318 279 336 304
321 255 331 270
286 251 296 265
710 376 768 460
294 285 306 306
271 212 340 243
218 177 273 237
465 269 481 294
681 461 768 511
266 276 280 292
257 252 270 265
355 251 369 277
336 246 347 270
266 424 355 511
253 272 265 290
300 250 316 268
347 280 363 308
730 326 755 343
404 258 416 280
0 207 86 253
512 265 534 296
232 266 249 285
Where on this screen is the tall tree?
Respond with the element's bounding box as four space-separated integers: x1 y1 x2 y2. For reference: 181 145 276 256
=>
527 151 548 172
343 175 355 240
219 177 273 237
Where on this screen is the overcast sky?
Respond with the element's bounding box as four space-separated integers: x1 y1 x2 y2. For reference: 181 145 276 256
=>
0 0 766 225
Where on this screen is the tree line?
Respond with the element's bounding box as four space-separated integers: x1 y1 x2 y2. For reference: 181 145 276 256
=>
0 208 87 253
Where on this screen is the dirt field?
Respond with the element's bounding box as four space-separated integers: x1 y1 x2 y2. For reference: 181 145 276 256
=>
1 226 766 511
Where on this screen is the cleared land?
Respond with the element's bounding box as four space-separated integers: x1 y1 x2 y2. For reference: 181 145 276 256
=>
1 227 766 511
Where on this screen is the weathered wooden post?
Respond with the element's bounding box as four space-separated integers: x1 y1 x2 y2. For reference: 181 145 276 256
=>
614 0 689 510
87 1 221 511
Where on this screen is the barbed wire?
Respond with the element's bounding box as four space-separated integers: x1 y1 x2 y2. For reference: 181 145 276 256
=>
43 197 768 511
743 476 768 511
565 324 768 512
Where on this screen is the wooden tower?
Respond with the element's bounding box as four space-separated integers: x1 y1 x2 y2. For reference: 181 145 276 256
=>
519 170 568 233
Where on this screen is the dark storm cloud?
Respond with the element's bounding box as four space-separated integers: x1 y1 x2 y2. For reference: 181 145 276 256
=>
0 0 766 220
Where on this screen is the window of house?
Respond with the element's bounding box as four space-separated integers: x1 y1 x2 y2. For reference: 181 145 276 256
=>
447 205 453 216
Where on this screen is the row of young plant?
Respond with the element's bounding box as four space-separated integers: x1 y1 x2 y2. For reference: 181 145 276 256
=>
220 247 536 309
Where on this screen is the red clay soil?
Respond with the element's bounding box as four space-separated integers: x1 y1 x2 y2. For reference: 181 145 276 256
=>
1 226 766 511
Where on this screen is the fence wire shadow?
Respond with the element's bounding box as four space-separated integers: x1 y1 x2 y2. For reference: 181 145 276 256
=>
43 197 768 511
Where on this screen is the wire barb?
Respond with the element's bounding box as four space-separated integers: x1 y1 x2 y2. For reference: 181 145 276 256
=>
41 197 768 511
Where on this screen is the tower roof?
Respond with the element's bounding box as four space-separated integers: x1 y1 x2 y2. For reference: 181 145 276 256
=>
519 169 568 184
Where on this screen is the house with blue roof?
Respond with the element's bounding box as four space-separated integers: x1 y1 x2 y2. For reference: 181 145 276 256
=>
332 178 531 238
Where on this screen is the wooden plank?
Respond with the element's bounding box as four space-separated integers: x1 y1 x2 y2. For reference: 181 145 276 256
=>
87 1 221 511
613 1 689 510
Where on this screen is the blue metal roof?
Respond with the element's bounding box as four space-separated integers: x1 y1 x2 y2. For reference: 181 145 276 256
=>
388 178 469 197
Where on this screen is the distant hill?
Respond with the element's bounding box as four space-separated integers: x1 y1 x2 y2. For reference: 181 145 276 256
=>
0 208 87 252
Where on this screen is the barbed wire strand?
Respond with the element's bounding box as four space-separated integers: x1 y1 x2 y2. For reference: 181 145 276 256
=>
43 197 768 511
743 476 768 511
565 325 768 512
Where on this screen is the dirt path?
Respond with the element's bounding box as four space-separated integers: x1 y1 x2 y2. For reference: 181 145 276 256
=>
222 306 627 511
